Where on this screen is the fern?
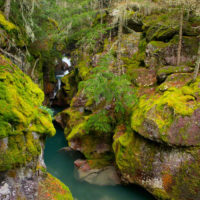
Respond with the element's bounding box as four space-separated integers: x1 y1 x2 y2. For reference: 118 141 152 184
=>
79 52 138 114
85 110 112 134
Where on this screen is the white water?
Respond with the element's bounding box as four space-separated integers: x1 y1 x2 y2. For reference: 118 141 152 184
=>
53 57 71 99
62 57 71 67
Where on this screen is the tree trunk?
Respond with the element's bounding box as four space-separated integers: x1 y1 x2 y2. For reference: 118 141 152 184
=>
117 15 123 75
177 8 183 66
31 58 40 79
4 0 11 20
193 41 200 81
100 0 103 40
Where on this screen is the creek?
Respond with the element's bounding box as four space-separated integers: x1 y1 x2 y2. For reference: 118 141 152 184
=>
44 124 155 200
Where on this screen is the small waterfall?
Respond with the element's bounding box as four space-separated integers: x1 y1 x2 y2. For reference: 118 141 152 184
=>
52 57 71 99
57 78 61 90
62 57 71 66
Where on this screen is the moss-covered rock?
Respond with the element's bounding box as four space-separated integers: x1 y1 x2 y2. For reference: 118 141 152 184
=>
143 11 200 42
0 12 28 49
0 54 73 200
157 65 193 82
0 12 18 32
55 107 114 168
0 54 56 172
73 53 92 81
113 125 200 200
38 173 74 200
130 67 157 87
131 77 200 146
143 12 179 42
0 55 55 140
145 36 199 68
158 73 192 92
0 132 41 171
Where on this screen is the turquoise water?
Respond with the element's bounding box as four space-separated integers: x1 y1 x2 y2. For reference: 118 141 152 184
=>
44 125 155 200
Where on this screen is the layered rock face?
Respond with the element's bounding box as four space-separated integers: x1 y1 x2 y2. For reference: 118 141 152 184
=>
0 55 73 200
55 8 200 200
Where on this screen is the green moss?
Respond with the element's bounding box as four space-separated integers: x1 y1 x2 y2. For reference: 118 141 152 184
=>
152 188 171 200
88 158 113 169
64 109 113 163
122 52 145 83
149 41 169 49
113 126 158 177
0 132 41 171
158 73 192 92
157 66 193 80
0 55 55 139
67 121 86 141
131 85 198 140
189 77 200 96
38 173 74 200
171 156 200 200
61 71 77 104
76 58 91 80
113 129 138 174
0 12 18 31
57 108 84 136
85 110 112 134
143 11 179 42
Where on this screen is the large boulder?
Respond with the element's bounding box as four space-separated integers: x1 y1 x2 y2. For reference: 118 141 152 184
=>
145 37 198 68
56 106 114 168
143 12 200 42
38 173 74 200
0 55 73 200
113 126 200 200
131 78 200 146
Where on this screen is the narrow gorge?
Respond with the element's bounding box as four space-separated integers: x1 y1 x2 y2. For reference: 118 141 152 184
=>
0 0 200 200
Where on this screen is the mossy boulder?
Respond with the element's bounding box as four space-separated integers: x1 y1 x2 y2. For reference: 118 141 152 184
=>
0 132 41 172
56 107 114 167
0 55 55 139
158 73 192 92
0 54 55 171
38 173 74 200
145 36 199 67
131 78 200 146
0 54 72 200
157 66 193 82
66 112 113 162
104 32 141 58
75 56 92 81
143 12 200 42
143 12 179 42
113 125 200 200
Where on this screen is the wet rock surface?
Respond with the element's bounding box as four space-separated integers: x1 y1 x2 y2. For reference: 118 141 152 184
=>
74 160 121 186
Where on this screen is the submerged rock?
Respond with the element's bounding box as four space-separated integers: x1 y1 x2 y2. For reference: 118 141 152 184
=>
74 160 121 186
